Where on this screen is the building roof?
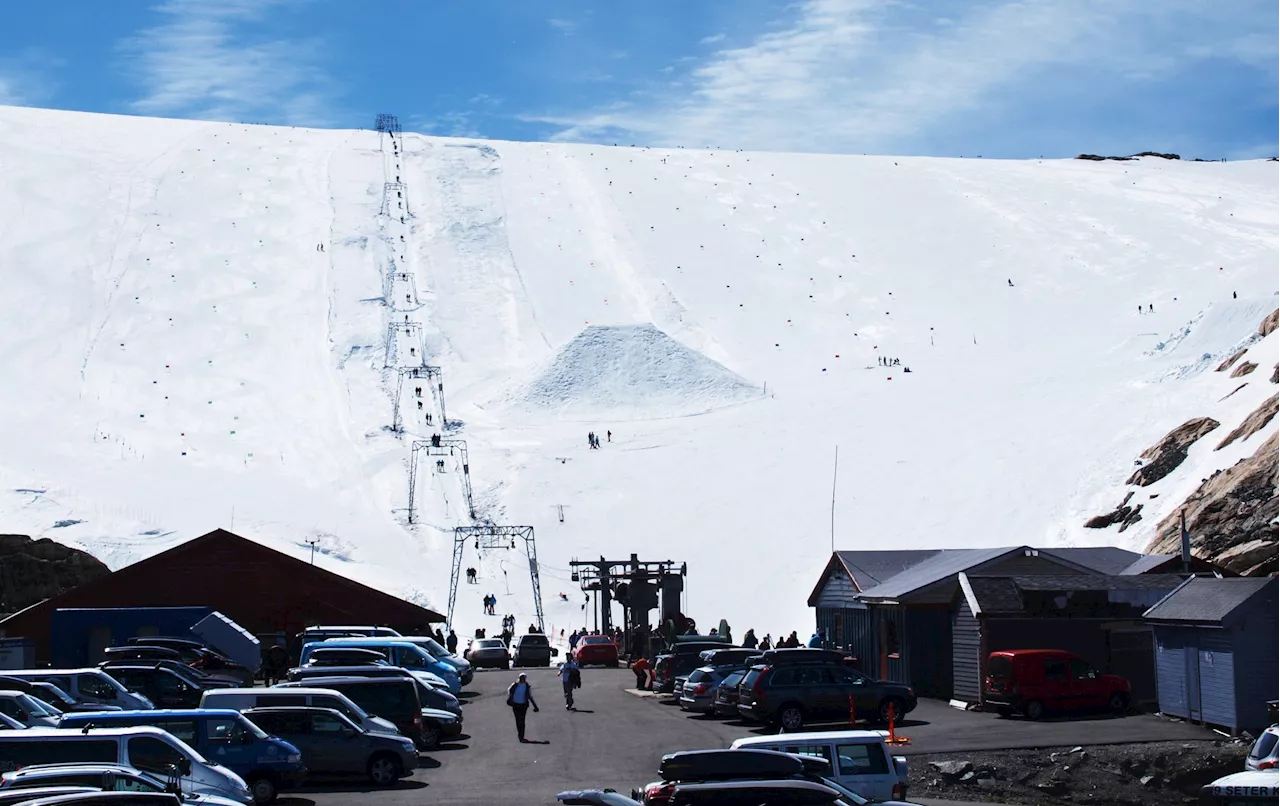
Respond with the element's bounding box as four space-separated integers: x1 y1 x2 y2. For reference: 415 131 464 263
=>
855 546 1087 601
1117 553 1178 576
1041 547 1142 575
962 573 1188 616
1144 577 1277 625
836 550 942 591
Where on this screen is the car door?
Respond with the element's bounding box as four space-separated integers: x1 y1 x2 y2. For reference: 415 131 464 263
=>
833 740 896 800
791 666 834 719
309 711 357 772
202 715 249 771
1067 658 1104 708
106 670 154 705
831 666 876 718
258 712 316 766
1041 658 1069 710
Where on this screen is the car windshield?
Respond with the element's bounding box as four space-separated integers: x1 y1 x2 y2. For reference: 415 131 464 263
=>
520 636 548 646
478 640 505 649
421 639 451 656
581 637 611 645
723 672 744 687
1250 731 1278 760
237 714 270 740
18 694 60 717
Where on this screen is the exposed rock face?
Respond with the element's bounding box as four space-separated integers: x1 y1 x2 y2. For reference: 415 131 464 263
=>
1260 308 1279 338
1084 491 1143 531
1216 395 1278 451
1271 364 1278 384
1127 417 1220 486
1147 433 1279 576
1216 348 1247 372
1230 361 1258 378
0 534 110 615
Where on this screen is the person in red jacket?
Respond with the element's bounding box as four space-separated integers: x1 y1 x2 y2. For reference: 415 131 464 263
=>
631 657 652 691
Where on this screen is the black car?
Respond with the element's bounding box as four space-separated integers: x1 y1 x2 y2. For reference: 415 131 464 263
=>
736 663 916 731
272 676 444 749
125 638 254 685
96 666 208 708
634 748 836 805
511 634 552 668
756 648 858 667
242 706 417 787
711 670 748 718
282 671 463 721
101 659 238 690
653 642 735 693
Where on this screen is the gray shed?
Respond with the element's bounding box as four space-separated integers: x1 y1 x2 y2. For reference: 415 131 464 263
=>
1144 577 1278 734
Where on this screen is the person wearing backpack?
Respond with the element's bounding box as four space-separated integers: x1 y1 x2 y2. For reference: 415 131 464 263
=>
559 657 581 710
506 672 540 742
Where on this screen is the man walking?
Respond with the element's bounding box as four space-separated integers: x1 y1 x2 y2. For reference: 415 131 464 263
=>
559 656 581 710
506 673 539 742
446 629 458 654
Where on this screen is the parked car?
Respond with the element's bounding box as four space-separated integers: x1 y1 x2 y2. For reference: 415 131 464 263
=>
305 648 390 667
0 764 245 805
1247 725 1278 771
711 670 747 718
3 671 153 711
0 793 188 806
0 691 61 727
0 679 116 717
284 664 449 694
698 649 763 668
56 710 304 804
0 788 105 805
465 639 510 670
732 730 909 802
97 667 208 709
737 663 917 731
635 748 884 806
200 688 401 737
298 640 461 694
267 677 433 749
377 636 473 686
679 667 745 714
276 674 462 723
573 637 619 667
124 640 253 686
512 634 552 668
557 790 641 806
1200 770 1279 805
102 659 240 690
0 727 253 803
242 707 417 787
654 643 734 694
983 649 1130 720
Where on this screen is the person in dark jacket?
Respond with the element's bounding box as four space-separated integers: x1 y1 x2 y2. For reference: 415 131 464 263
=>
742 629 758 649
446 630 458 654
506 673 539 742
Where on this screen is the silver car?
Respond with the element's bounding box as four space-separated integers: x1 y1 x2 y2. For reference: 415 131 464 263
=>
0 764 244 805
466 639 510 670
1247 725 1278 771
679 667 737 713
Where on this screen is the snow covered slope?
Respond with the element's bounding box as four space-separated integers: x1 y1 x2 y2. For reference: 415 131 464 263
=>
0 105 1275 639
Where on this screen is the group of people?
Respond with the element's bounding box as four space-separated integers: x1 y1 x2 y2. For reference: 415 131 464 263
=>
482 593 499 615
465 566 478 583
586 430 611 449
567 626 625 652
878 356 902 367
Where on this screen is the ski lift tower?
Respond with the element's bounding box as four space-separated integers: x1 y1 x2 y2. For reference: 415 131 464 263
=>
446 525 544 634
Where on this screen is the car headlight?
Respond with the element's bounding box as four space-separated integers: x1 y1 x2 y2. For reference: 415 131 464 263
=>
286 754 301 763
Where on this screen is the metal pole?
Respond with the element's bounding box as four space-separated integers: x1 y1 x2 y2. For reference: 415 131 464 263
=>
830 445 839 552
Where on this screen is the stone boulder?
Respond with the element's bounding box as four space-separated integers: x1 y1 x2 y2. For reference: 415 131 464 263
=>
1127 417 1221 486
1230 361 1258 378
1147 433 1278 576
0 534 110 615
1216 395 1278 451
1084 491 1143 531
1260 309 1278 338
1217 348 1247 372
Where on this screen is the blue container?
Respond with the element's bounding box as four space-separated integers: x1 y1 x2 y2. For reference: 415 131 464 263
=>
51 607 214 668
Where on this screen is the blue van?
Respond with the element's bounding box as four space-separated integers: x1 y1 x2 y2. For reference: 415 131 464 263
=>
56 709 304 804
299 640 462 694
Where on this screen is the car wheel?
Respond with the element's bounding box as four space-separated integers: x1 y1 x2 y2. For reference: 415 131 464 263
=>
877 698 904 726
1108 692 1129 716
420 723 442 751
248 775 277 804
778 704 805 732
1024 699 1045 720
367 753 402 787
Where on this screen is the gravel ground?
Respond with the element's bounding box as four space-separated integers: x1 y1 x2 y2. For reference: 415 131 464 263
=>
909 739 1250 805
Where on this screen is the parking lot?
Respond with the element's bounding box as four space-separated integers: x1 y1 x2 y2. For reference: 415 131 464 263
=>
286 667 1219 806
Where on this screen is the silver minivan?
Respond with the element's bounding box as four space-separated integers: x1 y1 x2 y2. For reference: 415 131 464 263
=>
199 687 401 736
0 726 252 803
5 669 153 710
731 730 909 802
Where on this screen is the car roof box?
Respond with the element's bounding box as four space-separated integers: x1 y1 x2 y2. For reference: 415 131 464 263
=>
660 749 803 782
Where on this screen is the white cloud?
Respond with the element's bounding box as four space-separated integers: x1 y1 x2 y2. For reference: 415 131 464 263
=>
119 0 337 126
699 33 726 45
528 0 1278 154
548 18 578 35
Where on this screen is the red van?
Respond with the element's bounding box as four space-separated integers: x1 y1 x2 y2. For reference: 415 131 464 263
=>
983 649 1130 720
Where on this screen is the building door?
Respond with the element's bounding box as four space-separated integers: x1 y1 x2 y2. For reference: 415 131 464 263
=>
1184 635 1202 722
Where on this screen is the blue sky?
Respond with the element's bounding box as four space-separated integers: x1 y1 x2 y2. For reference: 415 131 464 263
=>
1 0 1275 158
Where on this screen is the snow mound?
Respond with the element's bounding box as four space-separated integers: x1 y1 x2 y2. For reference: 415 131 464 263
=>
509 324 759 418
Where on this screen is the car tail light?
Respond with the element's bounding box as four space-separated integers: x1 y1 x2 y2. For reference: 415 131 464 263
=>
693 684 710 695
644 783 674 804
1259 760 1277 770
413 713 422 726
753 667 771 699
892 782 906 800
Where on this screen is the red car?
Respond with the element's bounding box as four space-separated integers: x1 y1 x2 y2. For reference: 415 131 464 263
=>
573 635 620 667
984 649 1130 720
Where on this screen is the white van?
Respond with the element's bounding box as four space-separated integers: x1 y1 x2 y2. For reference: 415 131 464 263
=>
5 670 153 710
199 687 400 736
0 726 252 804
0 692 60 728
731 730 908 802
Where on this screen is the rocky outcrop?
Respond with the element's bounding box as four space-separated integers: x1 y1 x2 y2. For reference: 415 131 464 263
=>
0 534 110 615
1146 433 1278 576
1260 309 1279 338
1272 364 1278 384
1230 361 1258 378
1127 417 1220 486
1084 491 1143 531
1216 395 1278 451
1216 348 1247 372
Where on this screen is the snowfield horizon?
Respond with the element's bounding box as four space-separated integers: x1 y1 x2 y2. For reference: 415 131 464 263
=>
0 104 1275 636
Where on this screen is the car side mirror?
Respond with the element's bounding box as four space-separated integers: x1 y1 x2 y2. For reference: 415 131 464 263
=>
343 728 357 739
176 758 192 777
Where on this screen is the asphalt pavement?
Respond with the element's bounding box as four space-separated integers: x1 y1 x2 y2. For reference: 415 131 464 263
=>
287 667 1219 806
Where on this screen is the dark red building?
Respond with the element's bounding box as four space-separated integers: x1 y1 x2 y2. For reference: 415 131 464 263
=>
0 528 442 663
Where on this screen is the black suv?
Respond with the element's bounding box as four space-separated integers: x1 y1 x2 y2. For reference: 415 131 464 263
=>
737 663 916 731
654 642 733 693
